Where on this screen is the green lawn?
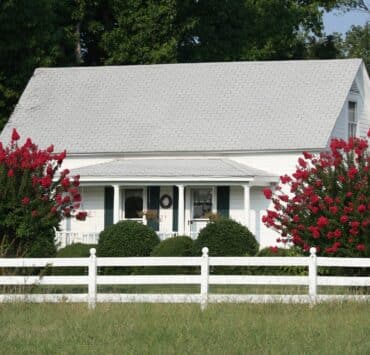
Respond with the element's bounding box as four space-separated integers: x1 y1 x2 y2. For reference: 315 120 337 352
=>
0 302 369 355
4 284 369 296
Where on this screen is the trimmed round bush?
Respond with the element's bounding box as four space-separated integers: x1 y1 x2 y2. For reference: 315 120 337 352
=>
56 243 96 258
97 220 160 257
146 236 196 275
151 236 194 257
193 218 258 256
53 243 96 275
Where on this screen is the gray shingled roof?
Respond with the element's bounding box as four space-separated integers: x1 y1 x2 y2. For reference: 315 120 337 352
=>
71 158 275 179
0 59 363 153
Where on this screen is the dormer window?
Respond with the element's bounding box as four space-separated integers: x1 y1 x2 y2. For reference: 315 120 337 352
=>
348 101 357 138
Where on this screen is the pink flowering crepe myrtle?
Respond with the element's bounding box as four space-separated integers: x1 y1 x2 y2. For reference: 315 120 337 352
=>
262 128 370 257
0 128 87 222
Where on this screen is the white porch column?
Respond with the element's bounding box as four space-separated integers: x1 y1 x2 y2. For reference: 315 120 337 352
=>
211 186 217 214
177 184 185 235
113 184 120 224
142 186 148 225
242 183 250 228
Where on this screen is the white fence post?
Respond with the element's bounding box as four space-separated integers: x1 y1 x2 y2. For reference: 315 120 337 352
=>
88 248 97 309
200 247 209 310
308 247 317 300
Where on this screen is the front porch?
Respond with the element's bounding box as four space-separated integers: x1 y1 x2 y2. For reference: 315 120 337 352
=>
56 158 278 247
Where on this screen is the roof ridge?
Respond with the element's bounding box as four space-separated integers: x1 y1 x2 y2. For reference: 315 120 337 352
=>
34 58 363 72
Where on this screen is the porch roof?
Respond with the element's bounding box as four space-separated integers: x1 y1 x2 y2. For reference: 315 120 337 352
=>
71 158 276 182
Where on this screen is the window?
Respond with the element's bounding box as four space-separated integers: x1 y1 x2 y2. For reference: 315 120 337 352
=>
192 188 212 219
124 189 143 219
348 101 357 138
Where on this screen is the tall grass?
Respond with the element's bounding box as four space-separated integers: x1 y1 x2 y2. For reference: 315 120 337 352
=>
0 302 369 354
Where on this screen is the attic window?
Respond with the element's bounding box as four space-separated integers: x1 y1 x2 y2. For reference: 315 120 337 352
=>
348 101 357 138
350 81 360 94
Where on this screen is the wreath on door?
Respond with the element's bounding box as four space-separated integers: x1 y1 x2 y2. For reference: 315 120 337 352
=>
160 194 173 209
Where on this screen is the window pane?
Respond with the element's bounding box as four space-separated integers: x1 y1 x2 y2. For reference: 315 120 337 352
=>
348 101 357 123
348 123 357 138
125 189 143 218
193 188 212 219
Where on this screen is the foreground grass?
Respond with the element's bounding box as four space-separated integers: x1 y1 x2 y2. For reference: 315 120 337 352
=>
0 303 369 355
5 284 369 295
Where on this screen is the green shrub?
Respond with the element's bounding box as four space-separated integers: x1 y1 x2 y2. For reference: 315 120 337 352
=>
52 243 96 275
254 247 307 275
193 218 258 275
151 236 194 257
97 221 160 274
193 218 258 256
98 221 160 257
144 236 196 275
56 243 95 258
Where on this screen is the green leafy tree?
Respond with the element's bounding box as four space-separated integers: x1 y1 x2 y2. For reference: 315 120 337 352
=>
177 0 364 62
0 0 75 131
343 23 370 71
305 34 343 59
100 0 178 65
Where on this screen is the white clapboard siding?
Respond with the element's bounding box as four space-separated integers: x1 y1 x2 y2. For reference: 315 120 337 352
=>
0 247 369 309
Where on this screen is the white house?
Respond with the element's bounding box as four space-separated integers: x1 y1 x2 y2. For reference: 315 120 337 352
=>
1 59 369 247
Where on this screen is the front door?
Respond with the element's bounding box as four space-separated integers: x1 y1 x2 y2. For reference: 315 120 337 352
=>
190 188 213 238
124 189 143 222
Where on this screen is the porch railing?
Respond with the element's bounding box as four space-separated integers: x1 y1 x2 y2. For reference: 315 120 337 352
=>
55 232 100 248
55 230 182 248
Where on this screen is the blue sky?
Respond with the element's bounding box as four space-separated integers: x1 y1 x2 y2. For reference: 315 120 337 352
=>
323 7 369 34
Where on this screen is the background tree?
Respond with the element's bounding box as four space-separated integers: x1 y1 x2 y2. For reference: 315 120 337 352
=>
0 1 63 132
342 23 370 71
305 34 344 59
101 0 178 65
0 0 368 131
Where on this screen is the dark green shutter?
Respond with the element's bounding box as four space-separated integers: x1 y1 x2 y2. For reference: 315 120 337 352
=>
172 186 178 232
147 186 160 231
217 186 229 218
104 186 114 227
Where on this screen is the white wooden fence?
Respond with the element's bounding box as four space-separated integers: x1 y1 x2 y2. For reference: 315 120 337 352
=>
0 248 369 309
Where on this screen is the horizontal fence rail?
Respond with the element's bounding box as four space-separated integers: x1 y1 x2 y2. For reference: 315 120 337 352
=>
0 247 369 309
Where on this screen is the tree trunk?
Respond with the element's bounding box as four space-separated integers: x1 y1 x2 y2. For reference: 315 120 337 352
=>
75 22 82 64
